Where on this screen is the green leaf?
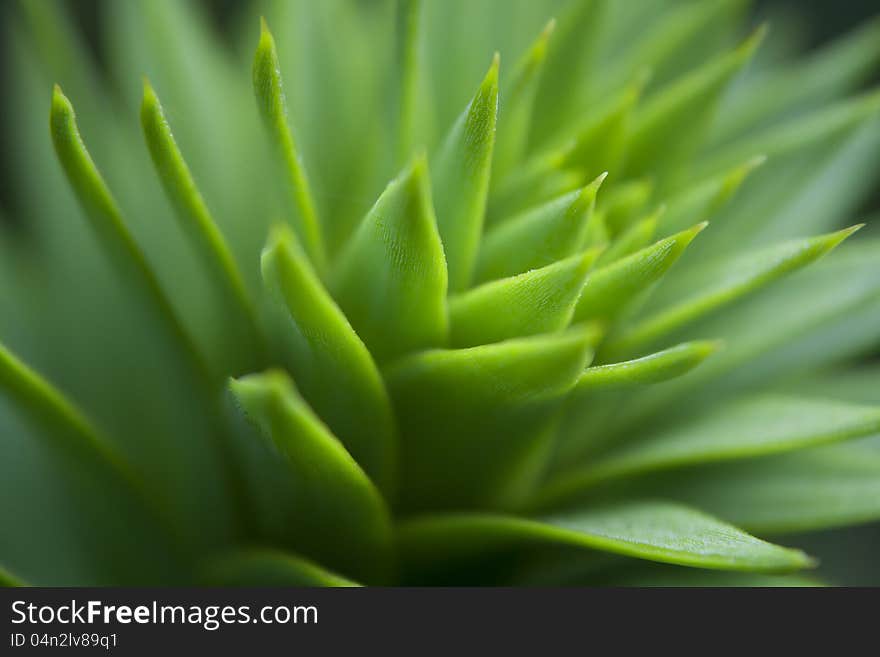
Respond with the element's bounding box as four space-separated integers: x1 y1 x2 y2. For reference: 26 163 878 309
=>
394 0 425 166
261 226 396 495
712 16 880 144
701 89 880 176
658 155 765 235
431 54 499 291
397 501 813 581
604 225 861 358
0 341 184 583
554 341 723 467
657 444 880 534
599 178 653 235
531 0 605 146
331 155 448 364
556 73 646 182
229 371 392 583
590 239 880 441
140 79 263 368
0 340 126 476
49 85 212 382
602 0 748 94
494 19 554 179
253 18 326 273
201 548 359 587
573 222 706 324
476 174 605 283
623 25 765 181
783 365 880 406
595 205 662 266
573 341 721 392
487 150 583 225
450 251 598 348
544 395 880 502
386 327 597 512
692 118 880 263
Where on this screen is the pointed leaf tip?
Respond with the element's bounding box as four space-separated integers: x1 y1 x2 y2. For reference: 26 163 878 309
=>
332 155 448 363
253 18 326 272
574 222 707 324
491 51 501 75
574 339 723 392
432 52 500 291
830 223 864 245
141 75 154 99
140 81 260 360
690 220 710 236
477 180 604 283
261 225 397 494
604 225 864 358
50 80 212 383
450 250 598 348
399 503 815 575
625 25 764 179
50 83 72 122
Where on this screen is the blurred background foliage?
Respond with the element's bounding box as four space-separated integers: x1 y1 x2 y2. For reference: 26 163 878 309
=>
0 0 878 227
0 0 878 585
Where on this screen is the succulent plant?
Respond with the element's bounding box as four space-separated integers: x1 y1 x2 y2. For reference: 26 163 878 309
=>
2 0 880 587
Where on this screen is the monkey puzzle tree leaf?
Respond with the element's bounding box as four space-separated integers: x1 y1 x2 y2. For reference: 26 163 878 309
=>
542 395 880 505
531 0 605 145
477 174 605 282
431 55 499 291
50 85 213 383
604 0 748 92
573 223 706 324
397 500 812 582
573 340 721 392
261 226 396 494
0 341 126 475
702 89 880 176
140 80 263 369
229 371 392 583
494 19 555 179
450 252 597 347
557 74 646 181
332 155 448 364
394 0 426 166
4 0 880 588
655 444 880 534
0 341 184 584
713 16 880 144
253 19 326 273
605 225 861 358
658 155 765 234
624 25 765 181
